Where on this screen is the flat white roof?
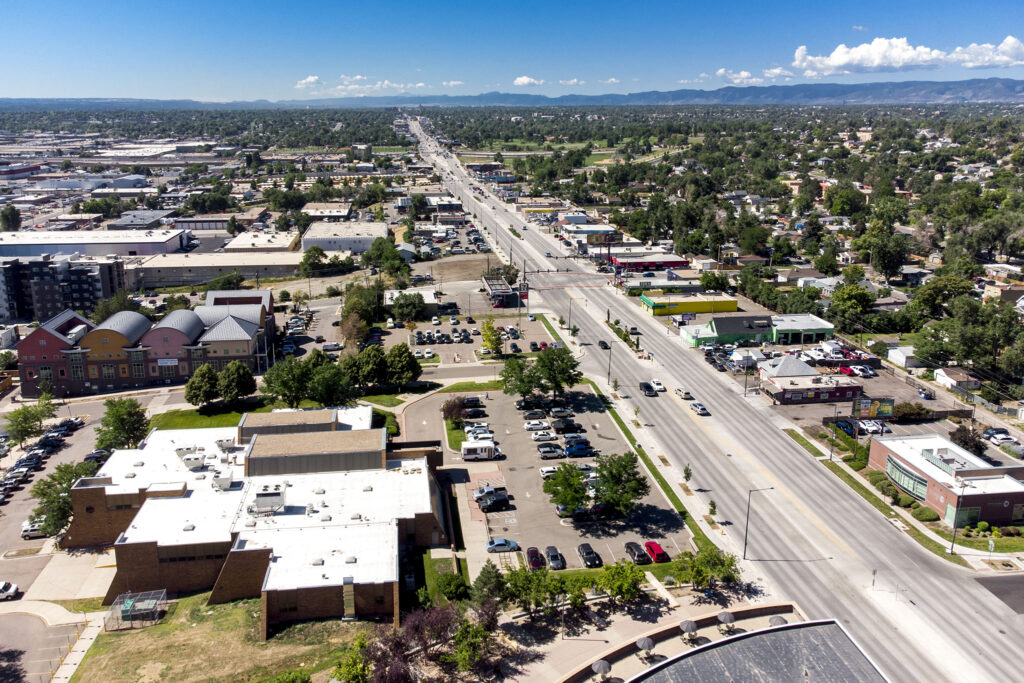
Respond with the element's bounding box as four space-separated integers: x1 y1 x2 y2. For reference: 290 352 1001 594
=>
384 287 438 305
878 434 1024 494
0 229 184 245
303 221 389 240
131 252 304 268
224 230 298 251
771 313 834 331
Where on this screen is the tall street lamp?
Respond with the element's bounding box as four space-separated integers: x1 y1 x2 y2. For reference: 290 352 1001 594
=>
828 404 839 462
948 478 972 555
606 345 613 385
743 486 774 560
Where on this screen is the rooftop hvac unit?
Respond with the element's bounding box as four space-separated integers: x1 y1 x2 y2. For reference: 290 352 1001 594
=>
244 519 256 528
363 485 373 492
183 524 195 531
254 486 285 514
314 488 326 495
351 513 362 521
133 461 145 467
311 558 324 566
345 556 357 564
212 471 232 491
320 514 332 522
124 472 136 479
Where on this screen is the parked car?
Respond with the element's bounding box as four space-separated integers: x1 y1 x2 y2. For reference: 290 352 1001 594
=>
21 519 46 540
486 538 519 553
835 420 856 437
549 407 574 418
537 443 564 458
577 543 602 568
526 546 544 570
472 484 505 502
523 420 547 431
644 541 670 563
545 546 565 570
523 409 547 420
625 542 651 565
992 434 1020 446
0 581 17 601
479 493 511 512
465 408 487 419
984 428 1009 440
565 443 593 458
532 430 557 442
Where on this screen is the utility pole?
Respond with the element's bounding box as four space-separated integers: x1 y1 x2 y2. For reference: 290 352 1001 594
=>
743 486 774 560
606 345 613 384
829 404 839 462
567 297 573 334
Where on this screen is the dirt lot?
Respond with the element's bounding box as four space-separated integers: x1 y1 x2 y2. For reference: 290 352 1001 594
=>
411 252 493 284
439 387 692 570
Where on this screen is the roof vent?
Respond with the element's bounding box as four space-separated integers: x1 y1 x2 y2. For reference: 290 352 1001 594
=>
244 519 256 527
314 488 325 495
346 556 357 564
124 472 136 479
311 558 324 566
133 461 144 467
363 485 373 492
183 523 195 531
320 514 332 522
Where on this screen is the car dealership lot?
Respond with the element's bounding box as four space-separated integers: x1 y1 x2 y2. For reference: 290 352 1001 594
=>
451 387 692 570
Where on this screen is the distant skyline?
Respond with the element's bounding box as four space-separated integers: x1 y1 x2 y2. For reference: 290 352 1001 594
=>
5 0 1024 101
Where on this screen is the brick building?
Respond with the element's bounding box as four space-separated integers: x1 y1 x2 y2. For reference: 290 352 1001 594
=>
17 289 275 398
0 253 126 322
63 411 446 636
868 434 1024 527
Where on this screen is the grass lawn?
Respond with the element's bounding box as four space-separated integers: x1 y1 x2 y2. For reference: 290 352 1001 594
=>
70 592 364 683
147 397 320 430
445 418 466 451
49 597 104 614
925 523 1024 554
421 549 467 605
418 356 441 365
360 393 405 408
784 429 825 458
585 153 615 165
440 380 503 393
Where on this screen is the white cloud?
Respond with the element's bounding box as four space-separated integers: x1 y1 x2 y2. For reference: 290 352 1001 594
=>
677 74 709 84
601 77 620 84
715 68 764 85
294 75 321 89
792 35 1024 78
339 74 368 83
328 79 427 96
559 78 585 85
852 25 866 31
763 66 794 79
698 73 710 79
442 80 464 87
513 75 544 86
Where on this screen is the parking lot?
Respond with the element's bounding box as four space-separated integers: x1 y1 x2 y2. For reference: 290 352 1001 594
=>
397 313 553 365
440 387 692 570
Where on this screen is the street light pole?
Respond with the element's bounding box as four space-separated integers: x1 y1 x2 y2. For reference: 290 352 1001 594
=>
743 486 774 560
949 478 968 555
829 404 839 462
606 345 613 385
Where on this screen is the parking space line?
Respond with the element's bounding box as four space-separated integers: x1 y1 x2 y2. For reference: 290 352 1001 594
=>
670 536 682 554
605 542 617 563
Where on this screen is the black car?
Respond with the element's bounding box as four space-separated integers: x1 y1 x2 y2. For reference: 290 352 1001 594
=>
639 382 657 397
713 362 727 372
577 543 603 568
479 493 510 512
529 341 540 352
463 397 483 408
516 397 542 410
465 316 475 324
551 419 582 435
597 340 610 350
704 354 716 364
510 343 521 353
625 541 651 565
523 410 547 420
464 408 487 419
546 545 566 570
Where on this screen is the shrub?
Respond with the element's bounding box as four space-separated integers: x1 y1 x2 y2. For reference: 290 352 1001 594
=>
897 494 915 508
999 527 1014 537
911 507 939 522
918 369 935 381
911 501 921 509
869 341 888 356
993 528 1003 538
866 471 888 485
977 521 991 533
437 572 468 601
1013 527 1022 537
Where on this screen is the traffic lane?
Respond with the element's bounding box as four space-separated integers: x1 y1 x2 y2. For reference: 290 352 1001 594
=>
0 554 51 595
0 614 82 683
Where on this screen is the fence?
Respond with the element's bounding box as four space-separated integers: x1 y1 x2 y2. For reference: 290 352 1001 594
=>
104 589 168 631
948 384 1018 417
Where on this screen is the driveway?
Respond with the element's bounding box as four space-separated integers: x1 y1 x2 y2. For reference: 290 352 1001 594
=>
0 613 81 683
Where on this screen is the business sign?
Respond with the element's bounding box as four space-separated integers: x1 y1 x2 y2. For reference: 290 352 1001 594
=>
853 397 894 419
680 313 697 321
157 359 179 367
586 232 624 246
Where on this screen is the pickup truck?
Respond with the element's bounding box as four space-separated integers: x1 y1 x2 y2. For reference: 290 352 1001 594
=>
472 484 507 502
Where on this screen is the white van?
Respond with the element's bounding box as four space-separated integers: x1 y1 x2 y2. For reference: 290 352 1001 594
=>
462 440 497 461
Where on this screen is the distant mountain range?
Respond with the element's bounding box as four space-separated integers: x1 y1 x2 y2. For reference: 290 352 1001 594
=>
4 78 1024 110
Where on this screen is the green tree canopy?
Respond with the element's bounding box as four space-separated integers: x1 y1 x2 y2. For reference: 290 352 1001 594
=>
95 398 149 451
542 463 589 512
391 292 425 321
533 347 582 396
261 357 312 408
481 319 503 356
385 343 422 386
30 461 98 537
307 363 357 406
593 452 651 517
184 363 220 408
218 360 256 404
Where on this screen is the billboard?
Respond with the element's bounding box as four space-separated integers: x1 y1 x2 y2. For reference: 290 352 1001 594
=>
586 232 624 245
853 397 894 419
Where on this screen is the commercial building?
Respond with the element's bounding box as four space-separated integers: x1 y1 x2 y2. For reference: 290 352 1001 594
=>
482 275 519 308
769 314 835 345
63 415 447 636
300 222 389 254
17 289 275 398
108 210 175 230
639 293 737 317
758 355 862 404
127 251 303 288
0 253 126 322
612 253 691 272
223 230 298 253
302 202 352 221
680 313 832 348
869 434 1024 527
173 215 233 231
0 228 190 258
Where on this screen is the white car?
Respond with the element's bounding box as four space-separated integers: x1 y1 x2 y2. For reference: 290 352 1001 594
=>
464 422 489 433
413 349 423 359
449 315 458 324
690 402 710 416
992 434 1020 446
861 420 883 434
471 327 481 335
431 316 441 325
540 463 592 479
523 420 547 431
528 314 536 322
386 318 395 329
469 429 494 440
423 349 434 359
0 581 17 601
532 430 557 442
650 379 665 392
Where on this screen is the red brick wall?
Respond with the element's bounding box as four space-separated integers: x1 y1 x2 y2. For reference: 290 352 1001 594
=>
103 540 232 604
209 546 271 604
64 486 143 548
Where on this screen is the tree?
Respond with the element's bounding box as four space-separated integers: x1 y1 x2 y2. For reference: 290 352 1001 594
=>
683 463 692 483
338 313 369 344
814 251 840 276
949 425 987 457
593 452 651 517
90 289 142 323
503 566 549 616
298 246 327 277
217 361 256 403
385 343 422 386
184 363 220 408
331 633 370 683
307 363 357 406
278 290 291 303
391 292 425 321
30 461 98 537
0 205 20 231
472 560 506 606
598 561 645 605
828 284 875 332
533 347 582 396
500 356 540 399
4 401 54 446
874 233 910 282
261 357 311 408
442 396 466 428
95 398 149 451
842 264 865 286
292 290 309 310
0 350 16 371
225 215 240 236
542 463 589 511
700 271 730 291
671 546 740 589
481 319 502 355
356 344 388 387
443 619 491 671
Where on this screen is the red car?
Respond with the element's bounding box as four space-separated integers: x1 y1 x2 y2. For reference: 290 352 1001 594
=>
839 366 855 376
644 541 670 563
526 546 544 570
539 341 549 349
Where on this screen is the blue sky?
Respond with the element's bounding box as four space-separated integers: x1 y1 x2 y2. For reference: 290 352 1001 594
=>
5 0 1024 100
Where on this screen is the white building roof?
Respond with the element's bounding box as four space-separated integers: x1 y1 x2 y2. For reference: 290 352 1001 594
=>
771 313 834 331
877 434 1024 494
0 228 184 246
302 221 388 241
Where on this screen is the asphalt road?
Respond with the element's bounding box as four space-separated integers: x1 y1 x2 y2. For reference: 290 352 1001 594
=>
0 614 82 683
410 117 1022 682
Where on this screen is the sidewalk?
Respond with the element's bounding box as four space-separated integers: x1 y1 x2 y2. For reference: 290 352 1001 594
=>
0 600 87 627
52 611 106 682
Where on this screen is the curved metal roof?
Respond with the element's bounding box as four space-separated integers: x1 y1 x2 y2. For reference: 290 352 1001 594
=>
94 310 152 345
151 309 205 342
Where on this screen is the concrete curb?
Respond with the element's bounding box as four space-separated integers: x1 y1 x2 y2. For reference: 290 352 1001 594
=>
0 600 88 627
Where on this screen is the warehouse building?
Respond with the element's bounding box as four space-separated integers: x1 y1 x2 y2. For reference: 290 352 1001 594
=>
639 293 737 316
128 251 303 287
0 228 190 258
108 210 175 230
300 222 389 254
63 418 446 637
